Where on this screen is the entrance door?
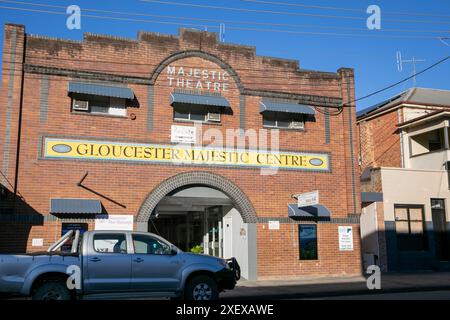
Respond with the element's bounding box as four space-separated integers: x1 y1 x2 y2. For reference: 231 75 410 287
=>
205 206 223 257
431 199 450 261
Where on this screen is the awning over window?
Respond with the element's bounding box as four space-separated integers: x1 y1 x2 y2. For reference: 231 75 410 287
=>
68 82 134 99
260 99 315 115
170 92 231 108
50 199 102 214
288 204 331 218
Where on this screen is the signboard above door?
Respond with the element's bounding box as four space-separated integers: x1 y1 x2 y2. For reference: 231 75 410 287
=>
296 190 319 207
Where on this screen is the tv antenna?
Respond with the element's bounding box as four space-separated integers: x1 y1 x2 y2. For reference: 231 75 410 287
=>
396 51 426 86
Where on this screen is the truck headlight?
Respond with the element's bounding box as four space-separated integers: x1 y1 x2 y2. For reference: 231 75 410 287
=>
219 259 230 269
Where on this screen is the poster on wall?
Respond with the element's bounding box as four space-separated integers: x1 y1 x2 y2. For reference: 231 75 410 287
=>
338 226 354 251
171 125 197 144
95 215 134 231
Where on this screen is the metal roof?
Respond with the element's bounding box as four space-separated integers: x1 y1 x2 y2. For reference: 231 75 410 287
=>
260 99 316 115
50 199 102 214
288 204 330 218
68 82 134 99
357 88 450 120
170 92 231 108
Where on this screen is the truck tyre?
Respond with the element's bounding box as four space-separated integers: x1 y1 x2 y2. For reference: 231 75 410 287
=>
185 275 219 301
32 281 72 300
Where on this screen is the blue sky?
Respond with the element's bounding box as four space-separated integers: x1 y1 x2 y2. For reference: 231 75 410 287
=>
0 0 449 110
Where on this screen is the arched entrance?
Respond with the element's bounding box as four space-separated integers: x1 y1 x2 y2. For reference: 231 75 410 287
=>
136 171 258 280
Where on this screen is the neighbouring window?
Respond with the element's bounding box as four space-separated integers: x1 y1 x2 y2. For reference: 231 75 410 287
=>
72 94 127 117
410 128 444 156
394 205 427 251
132 234 172 255
262 112 304 129
173 104 221 123
93 233 127 254
298 224 318 260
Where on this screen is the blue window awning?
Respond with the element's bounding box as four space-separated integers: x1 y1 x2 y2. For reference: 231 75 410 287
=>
260 99 315 115
170 92 231 108
50 199 102 214
288 204 331 218
68 82 134 99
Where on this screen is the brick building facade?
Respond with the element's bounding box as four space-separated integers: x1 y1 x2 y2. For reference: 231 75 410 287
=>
0 23 362 280
358 88 450 271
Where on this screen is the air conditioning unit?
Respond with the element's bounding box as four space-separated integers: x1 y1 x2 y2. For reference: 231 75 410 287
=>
206 112 221 122
72 99 89 111
290 121 304 129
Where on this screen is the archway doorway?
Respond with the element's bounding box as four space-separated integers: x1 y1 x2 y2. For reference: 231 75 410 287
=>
149 186 235 258
136 171 258 280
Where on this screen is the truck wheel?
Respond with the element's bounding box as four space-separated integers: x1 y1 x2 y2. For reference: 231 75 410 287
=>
32 281 72 300
185 275 219 301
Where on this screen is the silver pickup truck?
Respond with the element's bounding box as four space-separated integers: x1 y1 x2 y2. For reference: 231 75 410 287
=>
0 230 239 300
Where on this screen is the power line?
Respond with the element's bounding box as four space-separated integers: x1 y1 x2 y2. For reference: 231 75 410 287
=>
242 0 450 19
1 0 448 34
346 56 450 106
0 4 446 41
140 0 450 25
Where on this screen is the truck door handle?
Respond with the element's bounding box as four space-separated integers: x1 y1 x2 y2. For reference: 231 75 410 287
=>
90 257 101 262
134 258 144 263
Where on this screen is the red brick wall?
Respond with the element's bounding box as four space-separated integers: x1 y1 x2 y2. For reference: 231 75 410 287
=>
0 24 362 277
358 110 402 173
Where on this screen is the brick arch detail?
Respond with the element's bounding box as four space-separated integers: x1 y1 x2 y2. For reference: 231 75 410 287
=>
149 50 244 93
136 171 257 223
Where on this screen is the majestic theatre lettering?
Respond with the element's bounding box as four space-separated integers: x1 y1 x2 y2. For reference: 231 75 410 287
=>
44 138 330 171
166 65 230 92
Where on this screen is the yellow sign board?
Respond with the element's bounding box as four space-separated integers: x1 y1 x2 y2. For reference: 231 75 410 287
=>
43 138 329 171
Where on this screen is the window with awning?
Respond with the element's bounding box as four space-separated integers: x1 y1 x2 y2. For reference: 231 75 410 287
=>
260 99 315 130
170 91 231 123
68 82 134 117
50 199 102 215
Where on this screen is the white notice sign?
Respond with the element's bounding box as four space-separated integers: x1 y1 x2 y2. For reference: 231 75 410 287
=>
297 190 319 207
32 238 44 247
95 215 134 231
338 226 354 251
268 221 280 230
171 125 196 144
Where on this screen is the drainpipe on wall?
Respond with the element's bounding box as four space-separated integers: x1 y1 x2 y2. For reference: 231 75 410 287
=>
12 33 26 214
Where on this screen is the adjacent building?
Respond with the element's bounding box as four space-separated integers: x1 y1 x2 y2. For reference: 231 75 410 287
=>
0 24 362 280
358 87 450 271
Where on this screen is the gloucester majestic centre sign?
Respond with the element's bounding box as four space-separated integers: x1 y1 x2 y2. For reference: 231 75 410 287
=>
43 138 330 172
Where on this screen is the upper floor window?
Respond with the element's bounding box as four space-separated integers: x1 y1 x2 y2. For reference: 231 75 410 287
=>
410 128 446 157
72 94 127 117
262 111 304 130
173 104 221 123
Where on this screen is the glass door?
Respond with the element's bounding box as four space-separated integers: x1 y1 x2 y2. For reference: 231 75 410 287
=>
204 206 223 257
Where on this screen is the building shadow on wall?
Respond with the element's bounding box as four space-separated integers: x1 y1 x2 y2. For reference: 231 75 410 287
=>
0 184 44 254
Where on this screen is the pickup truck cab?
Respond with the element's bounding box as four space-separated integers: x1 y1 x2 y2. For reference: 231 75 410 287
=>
0 230 239 300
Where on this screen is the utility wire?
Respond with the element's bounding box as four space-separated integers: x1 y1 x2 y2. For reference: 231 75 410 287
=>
344 56 450 106
242 0 450 19
0 5 446 41
140 0 450 25
1 0 448 34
